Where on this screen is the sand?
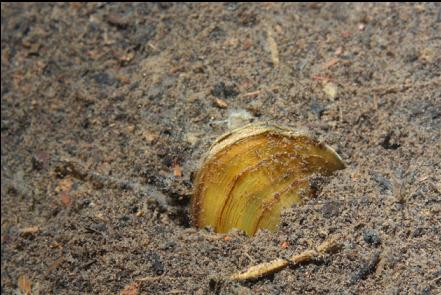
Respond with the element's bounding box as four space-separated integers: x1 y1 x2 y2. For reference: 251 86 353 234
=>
2 3 440 294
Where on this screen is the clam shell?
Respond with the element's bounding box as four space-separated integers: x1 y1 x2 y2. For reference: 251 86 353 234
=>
191 123 345 236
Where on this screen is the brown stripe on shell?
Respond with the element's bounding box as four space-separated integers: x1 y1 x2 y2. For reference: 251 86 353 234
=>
218 152 307 233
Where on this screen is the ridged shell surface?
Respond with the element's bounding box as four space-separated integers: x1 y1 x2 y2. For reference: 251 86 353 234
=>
191 123 345 236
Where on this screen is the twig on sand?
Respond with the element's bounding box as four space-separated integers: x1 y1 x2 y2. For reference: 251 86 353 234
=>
230 235 341 281
266 25 279 67
240 90 261 99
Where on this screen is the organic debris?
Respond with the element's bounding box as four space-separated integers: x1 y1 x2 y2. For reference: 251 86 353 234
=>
230 236 341 281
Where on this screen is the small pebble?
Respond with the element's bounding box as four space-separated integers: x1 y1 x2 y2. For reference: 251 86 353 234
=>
363 229 381 246
211 82 239 98
323 82 338 99
227 109 254 129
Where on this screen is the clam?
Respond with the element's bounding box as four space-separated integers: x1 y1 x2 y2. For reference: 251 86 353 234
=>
191 123 345 236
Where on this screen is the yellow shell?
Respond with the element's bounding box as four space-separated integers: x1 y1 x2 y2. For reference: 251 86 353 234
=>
191 123 345 236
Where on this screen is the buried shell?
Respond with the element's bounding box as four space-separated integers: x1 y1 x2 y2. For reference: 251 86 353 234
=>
191 123 345 236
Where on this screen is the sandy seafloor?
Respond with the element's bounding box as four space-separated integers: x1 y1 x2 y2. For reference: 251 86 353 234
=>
1 3 440 294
